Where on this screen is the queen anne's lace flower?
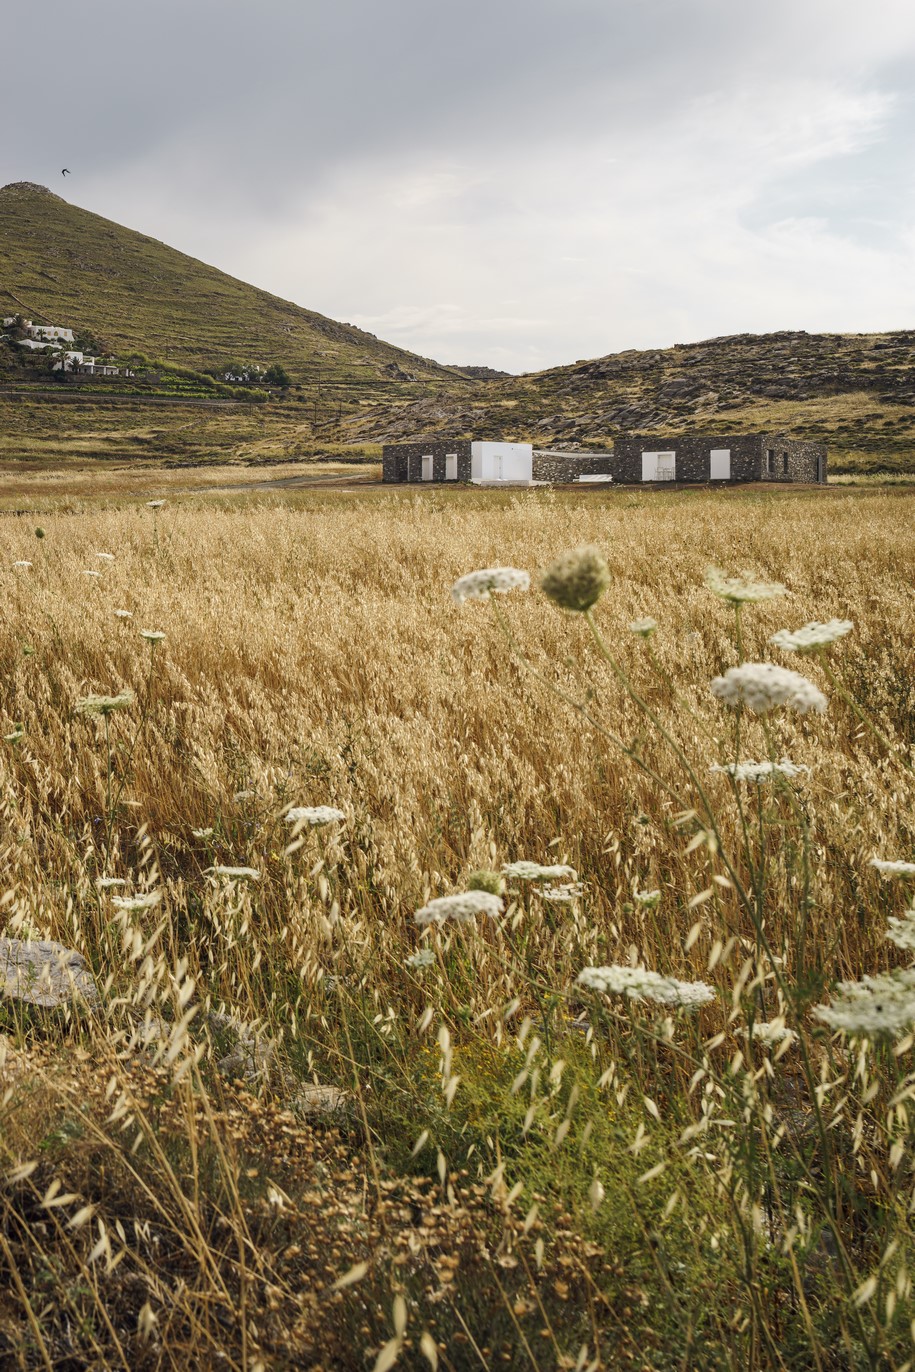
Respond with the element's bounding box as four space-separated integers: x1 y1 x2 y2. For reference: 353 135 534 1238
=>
140 630 165 643
815 969 915 1037
634 889 661 907
111 891 162 912
192 827 214 839
539 882 584 903
113 609 133 619
749 1020 797 1046
406 947 436 969
12 560 31 568
413 891 504 925
540 546 610 612
206 866 261 881
887 910 915 952
96 876 126 889
285 806 346 826
95 552 115 561
770 620 853 653
146 500 166 510
710 758 810 783
577 964 715 1009
451 567 530 604
83 569 102 578
710 663 827 715
75 691 134 717
705 568 786 604
870 858 915 877
628 617 658 637
502 861 577 882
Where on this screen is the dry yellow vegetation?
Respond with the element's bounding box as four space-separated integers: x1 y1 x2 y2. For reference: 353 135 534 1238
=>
1 483 914 1369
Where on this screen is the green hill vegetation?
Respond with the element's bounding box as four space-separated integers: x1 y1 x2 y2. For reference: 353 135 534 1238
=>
0 181 462 390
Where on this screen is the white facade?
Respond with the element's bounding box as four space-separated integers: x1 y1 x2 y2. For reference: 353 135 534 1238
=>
641 450 676 481
470 441 533 484
29 324 75 342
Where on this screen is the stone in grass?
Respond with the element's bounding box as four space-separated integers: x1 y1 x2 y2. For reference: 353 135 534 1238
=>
0 938 99 1013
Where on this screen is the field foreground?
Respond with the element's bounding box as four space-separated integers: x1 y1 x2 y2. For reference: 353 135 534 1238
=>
1 484 914 1370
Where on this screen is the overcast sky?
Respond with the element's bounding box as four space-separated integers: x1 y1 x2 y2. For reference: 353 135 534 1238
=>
6 0 915 371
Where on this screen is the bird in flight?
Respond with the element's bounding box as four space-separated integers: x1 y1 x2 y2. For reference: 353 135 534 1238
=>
61 168 70 177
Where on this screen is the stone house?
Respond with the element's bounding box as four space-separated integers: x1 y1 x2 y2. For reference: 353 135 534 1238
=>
382 433 826 485
381 440 614 485
612 433 826 484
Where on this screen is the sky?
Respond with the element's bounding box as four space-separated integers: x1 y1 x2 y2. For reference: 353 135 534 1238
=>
5 0 915 372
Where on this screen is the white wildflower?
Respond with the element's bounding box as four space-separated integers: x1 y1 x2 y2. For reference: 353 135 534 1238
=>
139 629 165 643
12 560 31 568
749 1020 797 1046
710 663 827 715
75 691 134 717
113 609 133 619
771 620 853 653
539 882 585 903
406 947 436 969
3 727 23 744
146 500 165 509
705 567 786 604
233 790 256 802
206 866 261 881
413 891 503 925
628 617 658 637
83 569 102 578
451 567 530 604
887 910 915 952
95 552 116 561
96 876 126 890
191 827 214 839
111 891 162 912
815 969 915 1037
870 859 915 878
502 861 577 882
577 965 715 1010
710 758 810 783
634 889 661 907
285 806 346 827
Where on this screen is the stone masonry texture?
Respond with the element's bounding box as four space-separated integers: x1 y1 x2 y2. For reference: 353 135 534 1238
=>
382 434 827 484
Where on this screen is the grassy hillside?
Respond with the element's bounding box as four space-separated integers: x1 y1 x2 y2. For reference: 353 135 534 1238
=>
343 328 915 473
0 182 462 389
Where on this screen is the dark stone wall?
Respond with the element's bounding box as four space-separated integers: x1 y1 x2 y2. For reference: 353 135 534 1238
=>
531 451 615 482
613 433 827 483
382 440 472 483
759 434 826 483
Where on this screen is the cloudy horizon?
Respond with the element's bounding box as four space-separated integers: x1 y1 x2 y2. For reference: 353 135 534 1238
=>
6 0 915 373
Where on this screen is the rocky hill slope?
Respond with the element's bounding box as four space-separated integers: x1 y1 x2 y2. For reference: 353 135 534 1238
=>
344 329 915 473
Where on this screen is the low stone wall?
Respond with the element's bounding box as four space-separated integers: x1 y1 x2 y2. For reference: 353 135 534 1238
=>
532 451 615 483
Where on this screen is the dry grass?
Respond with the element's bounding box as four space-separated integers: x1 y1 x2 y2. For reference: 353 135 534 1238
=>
1 483 914 1369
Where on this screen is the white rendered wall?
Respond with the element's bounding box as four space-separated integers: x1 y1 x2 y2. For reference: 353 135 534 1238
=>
470 441 533 482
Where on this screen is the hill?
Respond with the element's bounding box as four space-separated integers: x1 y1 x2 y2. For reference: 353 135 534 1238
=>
0 182 462 390
343 328 915 475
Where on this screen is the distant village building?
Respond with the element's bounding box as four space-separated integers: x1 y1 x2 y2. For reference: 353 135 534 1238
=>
3 317 75 344
382 434 826 486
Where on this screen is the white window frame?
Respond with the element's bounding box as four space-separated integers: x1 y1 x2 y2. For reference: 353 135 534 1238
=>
421 454 434 481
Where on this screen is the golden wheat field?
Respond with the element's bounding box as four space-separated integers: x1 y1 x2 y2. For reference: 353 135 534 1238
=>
1 482 915 1371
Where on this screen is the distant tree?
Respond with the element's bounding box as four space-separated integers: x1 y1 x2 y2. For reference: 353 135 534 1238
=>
263 363 291 389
